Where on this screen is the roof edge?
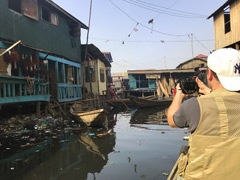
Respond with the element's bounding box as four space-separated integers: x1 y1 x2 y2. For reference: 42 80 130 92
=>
45 0 88 29
207 0 234 19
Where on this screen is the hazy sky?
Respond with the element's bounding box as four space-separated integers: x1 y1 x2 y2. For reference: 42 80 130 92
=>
52 0 227 72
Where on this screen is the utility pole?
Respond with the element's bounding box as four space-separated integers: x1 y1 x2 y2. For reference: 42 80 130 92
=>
84 0 93 94
191 33 194 58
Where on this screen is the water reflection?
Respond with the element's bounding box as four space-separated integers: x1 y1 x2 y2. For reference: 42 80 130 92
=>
130 106 168 125
0 107 187 180
0 120 116 180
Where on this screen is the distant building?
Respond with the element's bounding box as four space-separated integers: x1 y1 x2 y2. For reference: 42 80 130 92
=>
127 55 207 97
112 72 128 89
208 0 240 50
176 54 207 69
81 44 111 97
102 52 113 87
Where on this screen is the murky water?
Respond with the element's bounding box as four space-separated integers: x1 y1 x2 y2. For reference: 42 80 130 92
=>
0 107 188 180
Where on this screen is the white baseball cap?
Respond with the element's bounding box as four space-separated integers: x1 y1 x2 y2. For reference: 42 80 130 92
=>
208 48 240 91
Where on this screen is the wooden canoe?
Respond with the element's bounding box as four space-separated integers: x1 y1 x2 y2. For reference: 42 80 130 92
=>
129 96 173 108
71 109 108 127
167 156 180 180
106 99 135 109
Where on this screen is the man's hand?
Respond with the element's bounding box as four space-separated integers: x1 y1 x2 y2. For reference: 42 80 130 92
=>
175 83 187 98
195 77 211 95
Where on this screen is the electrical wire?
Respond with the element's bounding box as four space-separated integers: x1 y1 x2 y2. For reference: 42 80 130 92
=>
154 0 181 19
123 0 207 18
108 0 189 37
84 36 214 43
193 34 212 53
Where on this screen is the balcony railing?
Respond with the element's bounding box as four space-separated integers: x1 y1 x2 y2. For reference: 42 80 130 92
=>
57 83 82 102
0 75 50 104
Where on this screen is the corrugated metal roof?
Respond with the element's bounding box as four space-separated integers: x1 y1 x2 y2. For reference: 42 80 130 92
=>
102 52 113 63
127 69 195 74
207 0 235 19
176 57 207 69
44 0 88 29
196 54 207 58
82 44 111 67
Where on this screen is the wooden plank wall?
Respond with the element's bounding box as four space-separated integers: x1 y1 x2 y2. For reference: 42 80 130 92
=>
214 0 240 49
0 49 8 75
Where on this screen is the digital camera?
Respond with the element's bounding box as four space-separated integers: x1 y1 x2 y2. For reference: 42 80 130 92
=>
179 67 207 94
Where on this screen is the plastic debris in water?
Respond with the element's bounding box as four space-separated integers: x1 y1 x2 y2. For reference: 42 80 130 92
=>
162 172 169 176
97 134 103 137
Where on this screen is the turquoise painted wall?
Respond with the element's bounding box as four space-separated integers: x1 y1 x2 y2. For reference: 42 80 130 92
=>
0 0 82 62
148 79 156 88
129 75 136 89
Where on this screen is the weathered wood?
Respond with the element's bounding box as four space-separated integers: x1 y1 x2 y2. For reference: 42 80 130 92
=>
71 109 108 127
129 96 172 108
158 80 169 98
157 79 162 97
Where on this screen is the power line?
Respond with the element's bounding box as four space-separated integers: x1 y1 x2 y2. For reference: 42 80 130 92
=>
85 36 214 43
126 0 207 18
121 0 207 18
154 0 181 19
108 0 189 37
193 34 212 53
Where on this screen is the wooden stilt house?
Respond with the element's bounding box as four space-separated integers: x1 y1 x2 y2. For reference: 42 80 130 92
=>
0 0 88 114
208 0 240 50
127 55 207 97
81 44 111 99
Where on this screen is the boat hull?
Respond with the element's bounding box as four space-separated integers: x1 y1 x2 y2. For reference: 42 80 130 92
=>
72 109 108 127
106 99 135 108
129 96 173 108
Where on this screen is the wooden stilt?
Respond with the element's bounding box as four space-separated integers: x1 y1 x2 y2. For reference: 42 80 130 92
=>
36 101 41 118
63 104 67 114
45 102 48 116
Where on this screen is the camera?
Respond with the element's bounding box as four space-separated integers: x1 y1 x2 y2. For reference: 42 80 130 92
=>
179 67 207 94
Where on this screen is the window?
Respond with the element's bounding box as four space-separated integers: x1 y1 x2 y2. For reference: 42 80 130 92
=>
9 0 21 13
69 24 80 37
41 7 58 25
8 0 38 20
22 0 38 20
100 68 105 82
224 5 231 34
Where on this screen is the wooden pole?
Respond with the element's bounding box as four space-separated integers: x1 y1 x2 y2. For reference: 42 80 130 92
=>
158 80 169 98
84 0 93 94
0 40 22 57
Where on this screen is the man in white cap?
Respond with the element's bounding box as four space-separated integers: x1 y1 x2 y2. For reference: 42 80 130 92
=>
167 48 240 180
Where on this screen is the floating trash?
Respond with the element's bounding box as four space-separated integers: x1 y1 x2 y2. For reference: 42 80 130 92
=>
162 172 169 176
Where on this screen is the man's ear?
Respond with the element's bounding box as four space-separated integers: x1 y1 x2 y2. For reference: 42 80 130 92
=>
208 68 213 81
